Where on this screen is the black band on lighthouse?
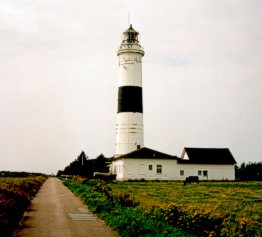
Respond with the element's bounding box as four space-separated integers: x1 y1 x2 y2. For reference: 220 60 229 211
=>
118 86 143 113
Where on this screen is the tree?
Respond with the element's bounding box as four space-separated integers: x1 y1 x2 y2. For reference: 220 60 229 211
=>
63 151 88 176
235 162 262 181
58 151 110 178
93 154 110 173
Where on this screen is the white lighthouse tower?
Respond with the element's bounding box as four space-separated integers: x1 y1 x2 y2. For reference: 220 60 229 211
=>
115 25 145 156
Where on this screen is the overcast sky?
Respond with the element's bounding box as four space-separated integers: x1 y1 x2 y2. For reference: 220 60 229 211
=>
0 1 261 174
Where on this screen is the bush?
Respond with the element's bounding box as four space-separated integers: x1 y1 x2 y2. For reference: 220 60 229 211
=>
0 176 46 236
145 204 225 236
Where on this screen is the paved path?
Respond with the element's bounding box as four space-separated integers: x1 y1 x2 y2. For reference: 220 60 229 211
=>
13 178 119 237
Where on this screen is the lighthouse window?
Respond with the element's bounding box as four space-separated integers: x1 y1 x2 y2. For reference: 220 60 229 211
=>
180 170 184 176
127 32 137 43
156 165 162 174
149 165 153 171
127 33 132 43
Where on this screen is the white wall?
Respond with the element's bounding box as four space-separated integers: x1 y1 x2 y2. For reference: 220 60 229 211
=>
177 164 235 180
118 51 143 87
115 113 144 155
112 159 124 180
113 158 179 181
112 158 235 181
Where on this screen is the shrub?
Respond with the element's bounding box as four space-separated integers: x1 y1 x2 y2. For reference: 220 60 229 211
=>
0 176 46 236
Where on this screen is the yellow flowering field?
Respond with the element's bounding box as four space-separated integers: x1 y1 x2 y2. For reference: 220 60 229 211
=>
109 181 262 236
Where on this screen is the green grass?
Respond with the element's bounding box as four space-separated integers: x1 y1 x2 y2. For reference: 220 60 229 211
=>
109 181 262 236
65 179 194 237
65 178 262 237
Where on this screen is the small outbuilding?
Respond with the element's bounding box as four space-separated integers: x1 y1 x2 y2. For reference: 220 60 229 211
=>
177 148 237 180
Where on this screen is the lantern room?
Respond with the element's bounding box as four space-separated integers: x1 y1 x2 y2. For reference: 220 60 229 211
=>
122 24 140 44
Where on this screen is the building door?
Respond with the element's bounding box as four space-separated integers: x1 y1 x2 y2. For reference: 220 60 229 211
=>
139 164 145 175
127 164 132 175
203 170 208 180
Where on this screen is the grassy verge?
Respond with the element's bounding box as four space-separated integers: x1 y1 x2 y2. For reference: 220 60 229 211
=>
65 178 194 237
0 175 47 236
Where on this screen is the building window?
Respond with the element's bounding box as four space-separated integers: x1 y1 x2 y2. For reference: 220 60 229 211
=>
156 165 162 174
203 170 208 177
149 165 153 171
198 170 202 176
180 170 184 176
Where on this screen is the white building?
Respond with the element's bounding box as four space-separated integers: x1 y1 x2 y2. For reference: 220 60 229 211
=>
111 25 237 181
177 148 236 180
112 147 236 181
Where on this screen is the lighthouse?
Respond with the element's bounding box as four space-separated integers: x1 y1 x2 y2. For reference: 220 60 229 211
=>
115 25 145 156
